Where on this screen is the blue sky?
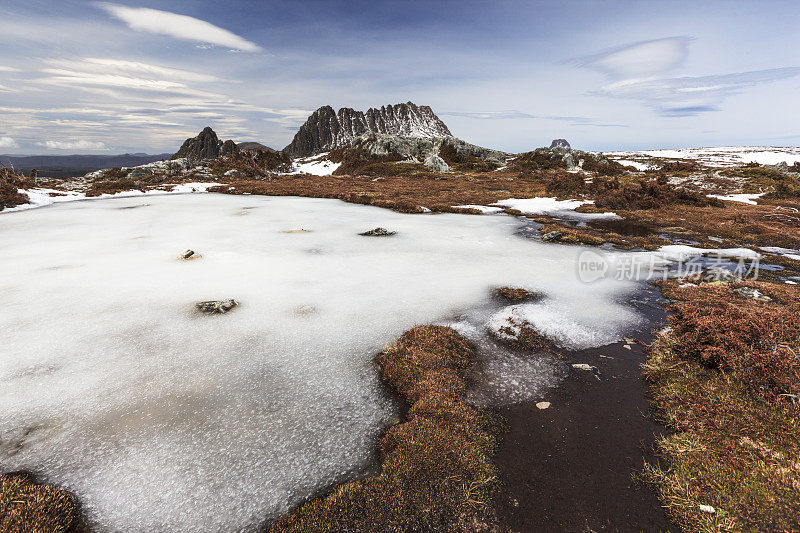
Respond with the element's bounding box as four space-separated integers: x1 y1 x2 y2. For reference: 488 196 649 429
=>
1 0 799 154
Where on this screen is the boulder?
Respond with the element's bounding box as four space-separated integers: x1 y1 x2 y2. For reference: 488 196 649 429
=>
550 139 571 150
359 227 396 237
424 154 449 172
541 231 564 243
195 299 238 314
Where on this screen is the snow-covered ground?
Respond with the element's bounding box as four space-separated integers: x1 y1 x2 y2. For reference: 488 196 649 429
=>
2 183 222 213
1 194 660 531
291 153 341 176
605 146 800 168
491 197 619 221
708 192 765 205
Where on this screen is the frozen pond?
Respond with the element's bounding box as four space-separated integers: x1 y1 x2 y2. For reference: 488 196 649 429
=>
0 194 646 531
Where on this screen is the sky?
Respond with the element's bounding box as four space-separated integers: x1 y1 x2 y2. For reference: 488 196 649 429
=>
1 0 799 155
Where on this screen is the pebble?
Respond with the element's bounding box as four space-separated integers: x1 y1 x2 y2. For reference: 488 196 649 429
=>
536 401 551 410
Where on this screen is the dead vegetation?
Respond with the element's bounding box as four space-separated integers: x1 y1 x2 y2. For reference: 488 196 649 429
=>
643 280 800 532
0 473 83 532
494 286 541 302
269 325 499 532
0 167 36 210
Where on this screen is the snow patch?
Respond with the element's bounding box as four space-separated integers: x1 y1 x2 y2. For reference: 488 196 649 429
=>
492 197 619 220
452 204 504 214
292 153 341 176
708 192 764 205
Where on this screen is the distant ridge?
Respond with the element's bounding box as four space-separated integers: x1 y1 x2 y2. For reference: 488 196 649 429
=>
284 102 452 158
0 153 171 178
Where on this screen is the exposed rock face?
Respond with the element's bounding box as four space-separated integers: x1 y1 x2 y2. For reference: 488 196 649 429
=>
171 127 238 162
284 102 452 157
550 139 571 150
352 134 505 165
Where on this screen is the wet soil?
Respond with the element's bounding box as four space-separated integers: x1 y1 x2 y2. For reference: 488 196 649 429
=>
495 285 677 532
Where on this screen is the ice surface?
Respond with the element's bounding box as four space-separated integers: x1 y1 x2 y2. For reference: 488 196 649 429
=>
3 183 221 213
492 197 619 221
656 244 761 261
1 195 649 531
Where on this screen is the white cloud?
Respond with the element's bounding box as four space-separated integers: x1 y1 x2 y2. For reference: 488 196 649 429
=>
577 37 692 79
0 66 21 72
0 136 18 149
39 140 110 151
595 67 800 116
96 3 262 52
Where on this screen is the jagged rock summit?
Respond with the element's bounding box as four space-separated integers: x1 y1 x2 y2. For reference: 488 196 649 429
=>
550 139 571 150
172 127 239 162
284 102 452 158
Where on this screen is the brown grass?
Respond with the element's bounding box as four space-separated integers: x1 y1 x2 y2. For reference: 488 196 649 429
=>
0 473 83 532
210 171 549 215
659 279 800 403
642 281 800 531
494 286 541 302
269 325 499 532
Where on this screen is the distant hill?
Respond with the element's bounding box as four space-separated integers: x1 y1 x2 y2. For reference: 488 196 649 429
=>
0 153 172 178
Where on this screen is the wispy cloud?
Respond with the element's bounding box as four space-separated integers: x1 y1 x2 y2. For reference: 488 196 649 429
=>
439 110 627 127
95 3 262 52
0 136 18 149
595 68 800 117
38 140 110 151
575 37 692 79
0 66 21 72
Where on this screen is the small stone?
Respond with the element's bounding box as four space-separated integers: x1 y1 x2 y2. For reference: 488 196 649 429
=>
733 286 772 301
182 250 195 259
541 230 564 243
572 363 595 371
699 504 716 514
536 401 551 410
623 345 632 350
708 236 724 243
195 299 238 314
359 227 396 237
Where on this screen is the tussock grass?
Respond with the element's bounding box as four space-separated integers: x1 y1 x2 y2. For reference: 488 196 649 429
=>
642 280 800 532
0 473 82 532
269 326 499 532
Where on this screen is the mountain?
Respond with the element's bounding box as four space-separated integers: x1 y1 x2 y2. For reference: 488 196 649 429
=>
0 153 172 178
237 142 278 154
171 127 238 162
284 102 452 158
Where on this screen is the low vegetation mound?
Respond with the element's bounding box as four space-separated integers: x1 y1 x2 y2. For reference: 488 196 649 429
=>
663 280 800 402
643 280 800 532
211 150 292 176
438 142 500 172
270 325 498 532
0 473 83 532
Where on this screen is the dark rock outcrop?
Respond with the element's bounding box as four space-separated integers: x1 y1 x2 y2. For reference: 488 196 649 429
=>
284 102 452 158
550 139 571 150
171 127 238 162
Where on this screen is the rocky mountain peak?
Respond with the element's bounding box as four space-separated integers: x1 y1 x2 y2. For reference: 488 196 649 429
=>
550 139 571 150
284 102 452 158
171 127 239 162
